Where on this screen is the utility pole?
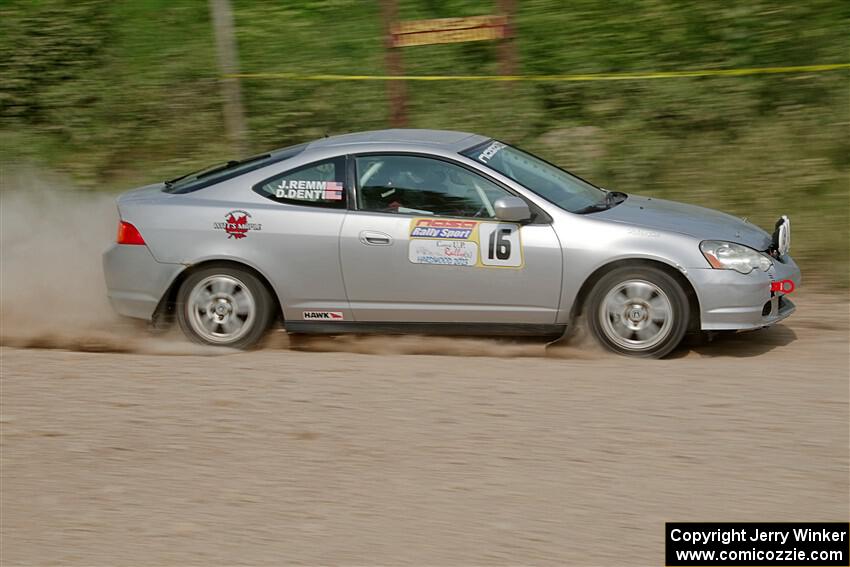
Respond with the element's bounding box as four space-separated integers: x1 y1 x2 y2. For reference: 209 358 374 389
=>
209 0 248 155
381 0 407 127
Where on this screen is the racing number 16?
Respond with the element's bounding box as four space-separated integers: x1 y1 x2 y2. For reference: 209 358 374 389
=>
480 223 522 267
488 229 511 260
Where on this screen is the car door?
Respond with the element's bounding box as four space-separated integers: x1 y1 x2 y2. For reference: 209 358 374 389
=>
251 156 353 322
339 153 563 324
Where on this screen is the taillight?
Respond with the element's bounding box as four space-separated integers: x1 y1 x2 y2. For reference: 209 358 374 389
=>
116 221 146 245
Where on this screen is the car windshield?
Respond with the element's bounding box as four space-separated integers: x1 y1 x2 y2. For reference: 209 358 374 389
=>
461 141 606 213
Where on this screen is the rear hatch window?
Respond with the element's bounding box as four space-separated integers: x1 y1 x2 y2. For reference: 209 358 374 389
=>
163 143 308 194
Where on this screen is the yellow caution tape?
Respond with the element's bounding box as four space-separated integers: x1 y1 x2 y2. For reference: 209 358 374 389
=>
227 63 850 82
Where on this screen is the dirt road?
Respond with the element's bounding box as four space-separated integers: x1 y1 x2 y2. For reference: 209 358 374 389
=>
1 293 848 566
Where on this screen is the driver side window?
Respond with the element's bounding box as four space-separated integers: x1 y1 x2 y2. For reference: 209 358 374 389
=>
355 155 509 218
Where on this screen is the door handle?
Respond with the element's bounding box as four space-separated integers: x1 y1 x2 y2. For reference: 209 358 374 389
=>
359 230 393 246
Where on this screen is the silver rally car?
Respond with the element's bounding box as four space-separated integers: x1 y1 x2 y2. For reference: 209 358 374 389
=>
103 129 799 357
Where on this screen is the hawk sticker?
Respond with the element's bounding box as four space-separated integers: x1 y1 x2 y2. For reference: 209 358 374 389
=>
214 210 262 239
303 311 344 320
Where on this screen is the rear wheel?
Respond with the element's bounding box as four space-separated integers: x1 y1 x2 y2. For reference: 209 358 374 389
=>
176 266 273 349
586 265 689 358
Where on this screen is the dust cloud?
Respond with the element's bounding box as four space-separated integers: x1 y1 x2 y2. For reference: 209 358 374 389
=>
0 170 222 355
1 169 121 343
271 322 601 359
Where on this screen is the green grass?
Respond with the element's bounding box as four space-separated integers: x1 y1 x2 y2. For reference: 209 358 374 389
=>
1 0 848 286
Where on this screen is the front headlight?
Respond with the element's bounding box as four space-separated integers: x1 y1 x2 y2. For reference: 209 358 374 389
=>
700 240 773 274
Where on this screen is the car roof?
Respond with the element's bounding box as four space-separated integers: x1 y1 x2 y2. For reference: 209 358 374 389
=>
164 130 490 195
304 129 490 152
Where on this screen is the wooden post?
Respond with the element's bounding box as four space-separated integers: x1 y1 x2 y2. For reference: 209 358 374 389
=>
209 0 248 155
381 0 407 127
497 0 517 79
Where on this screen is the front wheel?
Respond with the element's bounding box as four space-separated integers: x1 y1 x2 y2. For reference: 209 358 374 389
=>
176 266 273 349
586 266 689 358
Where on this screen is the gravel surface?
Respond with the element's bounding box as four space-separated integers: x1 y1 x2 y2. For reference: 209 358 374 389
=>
1 293 848 566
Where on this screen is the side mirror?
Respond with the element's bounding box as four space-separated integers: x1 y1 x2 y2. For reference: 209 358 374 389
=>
493 196 532 222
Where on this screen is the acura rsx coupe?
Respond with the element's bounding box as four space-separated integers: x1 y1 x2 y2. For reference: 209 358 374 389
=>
103 129 799 357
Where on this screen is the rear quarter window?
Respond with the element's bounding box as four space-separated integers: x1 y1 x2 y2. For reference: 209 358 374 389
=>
253 157 347 209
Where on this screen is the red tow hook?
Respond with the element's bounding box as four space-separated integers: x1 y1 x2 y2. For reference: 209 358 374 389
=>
770 279 795 294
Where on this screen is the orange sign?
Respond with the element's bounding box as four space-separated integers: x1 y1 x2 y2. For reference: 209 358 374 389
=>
390 15 508 47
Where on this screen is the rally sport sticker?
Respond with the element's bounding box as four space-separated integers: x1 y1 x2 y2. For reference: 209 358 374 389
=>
409 240 479 266
408 218 523 268
213 210 262 239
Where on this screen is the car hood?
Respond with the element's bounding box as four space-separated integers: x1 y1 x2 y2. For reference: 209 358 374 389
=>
595 194 771 250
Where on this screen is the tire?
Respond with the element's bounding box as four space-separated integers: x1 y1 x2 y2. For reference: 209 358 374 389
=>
176 265 273 349
586 265 689 358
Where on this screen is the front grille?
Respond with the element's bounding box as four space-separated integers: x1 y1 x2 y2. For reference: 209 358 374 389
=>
762 301 772 316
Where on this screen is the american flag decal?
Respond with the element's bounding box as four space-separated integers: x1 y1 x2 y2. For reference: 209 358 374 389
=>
323 181 344 200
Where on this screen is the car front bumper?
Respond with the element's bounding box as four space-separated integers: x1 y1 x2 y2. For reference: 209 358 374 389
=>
688 255 801 331
102 244 183 320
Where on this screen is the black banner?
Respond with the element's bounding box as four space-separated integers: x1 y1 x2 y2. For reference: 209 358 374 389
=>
666 523 849 566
